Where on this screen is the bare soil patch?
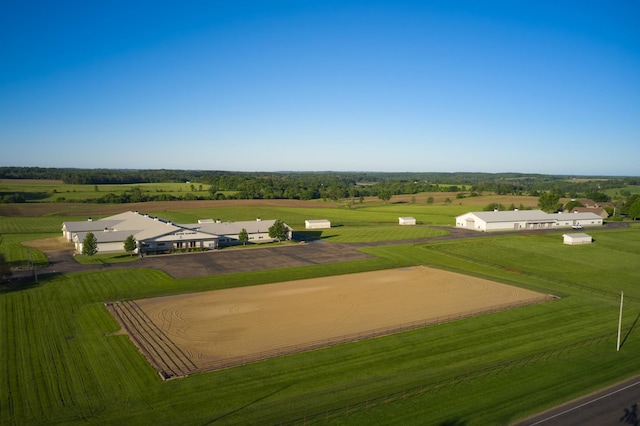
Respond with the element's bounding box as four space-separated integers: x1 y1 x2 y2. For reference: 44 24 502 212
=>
22 237 73 252
111 266 551 377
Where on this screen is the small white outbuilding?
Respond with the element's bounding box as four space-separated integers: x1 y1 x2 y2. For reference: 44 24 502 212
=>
305 219 331 229
399 217 416 225
563 233 592 245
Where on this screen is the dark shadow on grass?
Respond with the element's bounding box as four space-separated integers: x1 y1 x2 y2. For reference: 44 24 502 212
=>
620 312 640 349
293 230 338 242
202 384 291 425
440 419 467 426
0 277 43 294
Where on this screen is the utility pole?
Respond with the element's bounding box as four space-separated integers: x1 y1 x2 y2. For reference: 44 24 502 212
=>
617 291 624 351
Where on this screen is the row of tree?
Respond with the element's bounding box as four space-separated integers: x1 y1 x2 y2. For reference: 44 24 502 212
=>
2 167 639 206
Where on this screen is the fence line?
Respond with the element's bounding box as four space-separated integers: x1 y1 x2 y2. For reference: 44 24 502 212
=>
106 294 554 379
191 295 554 374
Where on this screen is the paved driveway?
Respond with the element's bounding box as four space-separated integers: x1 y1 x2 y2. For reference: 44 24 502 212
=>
15 240 373 280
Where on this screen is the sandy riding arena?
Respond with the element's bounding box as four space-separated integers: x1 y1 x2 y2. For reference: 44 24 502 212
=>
107 266 551 378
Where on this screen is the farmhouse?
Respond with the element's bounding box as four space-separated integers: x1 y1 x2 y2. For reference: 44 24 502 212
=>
563 233 593 245
455 210 603 232
305 219 331 229
398 217 416 225
62 211 292 255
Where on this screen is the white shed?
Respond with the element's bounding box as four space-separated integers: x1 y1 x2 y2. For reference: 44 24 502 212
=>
305 219 331 229
563 233 592 245
399 217 416 225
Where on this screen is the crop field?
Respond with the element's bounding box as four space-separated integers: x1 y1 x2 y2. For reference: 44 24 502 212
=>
1 196 640 425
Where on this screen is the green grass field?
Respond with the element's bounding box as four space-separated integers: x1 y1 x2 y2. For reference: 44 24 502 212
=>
0 181 213 202
2 200 640 425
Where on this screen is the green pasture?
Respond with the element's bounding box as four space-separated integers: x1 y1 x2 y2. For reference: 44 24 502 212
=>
158 203 468 229
0 234 50 268
0 181 212 202
2 219 640 424
296 225 448 243
605 185 640 197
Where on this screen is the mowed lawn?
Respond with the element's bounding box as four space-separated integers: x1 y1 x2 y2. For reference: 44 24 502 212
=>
2 224 640 424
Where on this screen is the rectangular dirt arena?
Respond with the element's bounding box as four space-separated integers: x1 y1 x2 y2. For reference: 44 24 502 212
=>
111 266 551 377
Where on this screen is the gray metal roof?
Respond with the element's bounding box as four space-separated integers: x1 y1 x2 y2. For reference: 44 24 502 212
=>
62 219 121 232
563 233 592 238
468 210 551 222
73 230 136 243
464 210 602 223
548 212 602 220
65 212 289 244
186 219 281 236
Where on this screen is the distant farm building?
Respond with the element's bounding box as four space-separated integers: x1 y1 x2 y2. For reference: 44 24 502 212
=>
569 206 609 219
62 211 292 255
398 217 416 225
563 233 593 245
305 219 331 229
455 210 603 232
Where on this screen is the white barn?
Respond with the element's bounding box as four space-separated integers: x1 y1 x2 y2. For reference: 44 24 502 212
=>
62 211 292 254
305 219 331 229
399 217 416 225
563 233 593 245
455 210 603 232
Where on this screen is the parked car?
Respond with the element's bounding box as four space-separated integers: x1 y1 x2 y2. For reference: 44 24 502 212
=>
572 224 583 230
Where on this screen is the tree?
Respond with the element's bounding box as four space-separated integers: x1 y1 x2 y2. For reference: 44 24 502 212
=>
0 253 11 283
268 220 289 242
378 189 392 203
82 232 99 258
628 199 640 221
238 228 249 245
563 200 584 212
124 235 136 256
538 192 561 212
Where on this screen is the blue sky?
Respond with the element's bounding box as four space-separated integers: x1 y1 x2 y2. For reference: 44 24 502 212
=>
1 1 638 175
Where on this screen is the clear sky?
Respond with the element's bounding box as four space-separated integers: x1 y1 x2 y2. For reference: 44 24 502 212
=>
1 1 638 175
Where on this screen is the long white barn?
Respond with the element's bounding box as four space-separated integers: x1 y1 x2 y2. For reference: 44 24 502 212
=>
455 210 603 232
62 211 292 254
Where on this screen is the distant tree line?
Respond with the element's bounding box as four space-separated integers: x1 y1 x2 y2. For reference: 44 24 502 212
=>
1 167 639 205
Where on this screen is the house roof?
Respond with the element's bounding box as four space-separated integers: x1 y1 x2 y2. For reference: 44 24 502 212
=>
570 207 608 217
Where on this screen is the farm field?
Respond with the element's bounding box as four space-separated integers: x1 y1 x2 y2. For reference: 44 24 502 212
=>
1 197 640 425
0 179 214 202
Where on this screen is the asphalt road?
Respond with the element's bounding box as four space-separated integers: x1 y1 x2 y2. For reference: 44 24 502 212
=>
514 375 640 426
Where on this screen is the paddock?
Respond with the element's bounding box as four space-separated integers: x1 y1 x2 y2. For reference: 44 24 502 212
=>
109 266 551 377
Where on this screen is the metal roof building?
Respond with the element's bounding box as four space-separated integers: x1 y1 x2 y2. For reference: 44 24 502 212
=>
455 210 603 232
